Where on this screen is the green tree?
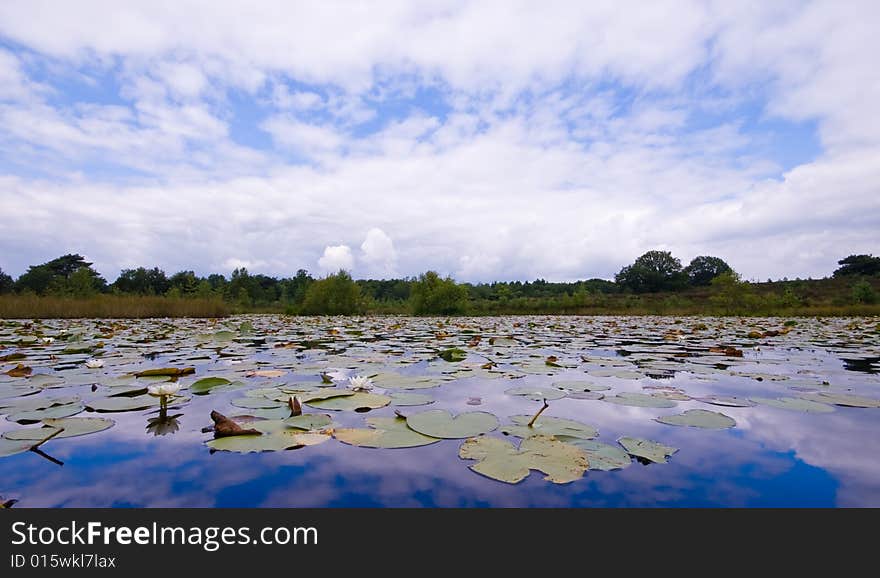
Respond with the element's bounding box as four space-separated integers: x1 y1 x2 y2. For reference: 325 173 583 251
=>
168 270 200 296
16 254 106 295
113 267 171 295
410 271 468 315
684 255 733 286
851 280 877 304
709 271 753 314
0 268 13 294
834 254 880 277
300 270 362 315
615 250 687 293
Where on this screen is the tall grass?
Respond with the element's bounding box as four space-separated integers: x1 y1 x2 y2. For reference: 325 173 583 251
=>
0 295 229 319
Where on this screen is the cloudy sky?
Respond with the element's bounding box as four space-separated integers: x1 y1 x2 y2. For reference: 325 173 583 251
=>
0 1 877 283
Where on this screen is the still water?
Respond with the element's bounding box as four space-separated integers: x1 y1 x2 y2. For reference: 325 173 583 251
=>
1 315 878 507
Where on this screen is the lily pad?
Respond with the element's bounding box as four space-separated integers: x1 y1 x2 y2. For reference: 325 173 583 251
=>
0 384 41 400
501 415 598 440
566 391 605 400
190 377 231 395
134 367 194 378
406 410 499 439
305 392 391 412
0 437 39 458
749 397 835 413
803 392 880 408
603 392 677 408
656 409 736 429
206 429 330 453
283 414 333 430
370 373 442 390
3 417 114 440
560 439 632 471
389 392 435 407
504 386 567 402
438 348 467 362
459 435 589 484
7 402 84 423
230 397 286 410
694 395 755 407
86 395 163 412
552 381 611 392
334 417 441 449
589 369 644 380
618 437 678 464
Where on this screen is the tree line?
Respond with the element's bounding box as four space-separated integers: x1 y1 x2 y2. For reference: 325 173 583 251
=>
0 251 877 315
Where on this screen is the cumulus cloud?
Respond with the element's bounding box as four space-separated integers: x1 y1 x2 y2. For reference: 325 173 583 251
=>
0 1 877 282
360 228 397 277
318 245 354 273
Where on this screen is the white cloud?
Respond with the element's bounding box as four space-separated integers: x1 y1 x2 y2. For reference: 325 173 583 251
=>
360 228 397 277
318 244 354 273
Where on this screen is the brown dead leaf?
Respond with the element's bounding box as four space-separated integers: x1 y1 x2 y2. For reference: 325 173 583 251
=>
210 410 262 438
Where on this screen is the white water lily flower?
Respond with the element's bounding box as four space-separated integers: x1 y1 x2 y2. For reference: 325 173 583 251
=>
85 359 104 369
348 375 374 391
148 383 182 397
41 337 55 344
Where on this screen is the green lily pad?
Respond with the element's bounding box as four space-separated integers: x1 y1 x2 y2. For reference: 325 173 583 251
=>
334 417 441 449
803 392 880 408
406 410 498 439
2 417 115 440
230 397 286 410
566 391 605 400
618 437 678 464
190 377 231 395
283 414 333 430
656 409 736 429
694 395 755 407
589 369 644 380
206 429 330 453
0 384 41 400
504 386 567 402
749 397 835 413
603 392 677 408
438 348 467 362
552 381 611 392
501 415 598 439
305 392 391 412
231 406 292 420
370 373 442 390
459 435 589 484
8 403 84 424
560 439 632 471
86 395 164 412
389 392 435 407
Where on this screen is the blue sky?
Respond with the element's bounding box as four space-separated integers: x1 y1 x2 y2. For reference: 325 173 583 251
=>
0 1 877 282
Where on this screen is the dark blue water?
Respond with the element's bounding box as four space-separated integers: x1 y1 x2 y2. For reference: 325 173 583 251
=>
1 316 878 507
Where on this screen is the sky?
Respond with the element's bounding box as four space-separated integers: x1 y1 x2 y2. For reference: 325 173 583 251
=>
0 0 878 283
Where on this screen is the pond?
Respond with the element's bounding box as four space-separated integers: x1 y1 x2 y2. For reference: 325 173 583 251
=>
1 315 879 507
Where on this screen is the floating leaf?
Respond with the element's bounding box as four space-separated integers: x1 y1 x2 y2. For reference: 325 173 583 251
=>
459 435 589 484
560 439 632 471
306 392 391 412
230 397 286 410
802 392 880 408
334 416 441 449
618 437 678 464
552 381 611 392
190 377 231 395
694 395 755 408
501 414 597 439
749 397 835 413
247 369 286 378
0 437 38 457
86 395 165 412
0 384 41 400
370 373 442 390
656 409 736 429
438 348 467 362
389 392 434 407
3 417 114 440
5 364 32 377
603 392 677 408
406 410 498 439
134 367 195 378
283 414 333 430
503 386 566 402
8 403 84 424
589 369 644 380
206 429 330 453
566 391 605 400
